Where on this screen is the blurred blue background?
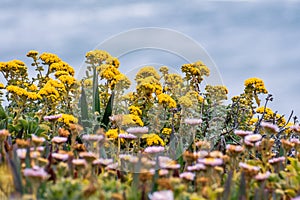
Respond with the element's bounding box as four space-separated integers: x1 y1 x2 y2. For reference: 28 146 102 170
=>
0 0 299 118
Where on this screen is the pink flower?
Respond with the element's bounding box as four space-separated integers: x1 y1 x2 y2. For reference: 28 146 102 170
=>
255 171 271 181
234 130 252 137
51 136 67 144
198 158 223 166
268 156 285 164
82 134 104 142
52 153 69 161
23 166 48 180
244 134 262 143
92 158 113 166
150 190 174 200
187 163 206 171
118 133 137 139
261 121 279 133
144 146 165 154
43 114 62 121
126 127 149 135
179 172 195 181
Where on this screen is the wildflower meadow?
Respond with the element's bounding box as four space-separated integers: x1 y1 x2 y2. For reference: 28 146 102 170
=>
0 50 299 199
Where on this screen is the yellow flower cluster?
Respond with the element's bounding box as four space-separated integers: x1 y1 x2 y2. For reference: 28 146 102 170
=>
105 128 118 140
39 52 61 65
157 93 177 108
0 60 27 76
85 50 111 66
83 79 92 87
58 75 77 87
122 114 144 127
256 107 286 127
136 76 162 97
165 73 183 89
114 74 131 90
0 83 4 89
50 61 75 76
98 64 120 81
181 60 210 81
159 66 169 75
26 50 39 58
106 57 120 68
178 91 203 107
38 79 65 102
54 71 69 78
129 105 142 116
135 66 160 82
6 85 41 100
57 114 78 126
205 85 228 102
27 84 38 91
256 107 274 118
142 133 165 146
244 77 268 94
162 128 172 135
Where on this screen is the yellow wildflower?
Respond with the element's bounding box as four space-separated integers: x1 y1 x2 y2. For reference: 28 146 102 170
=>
27 84 38 91
83 79 92 87
26 50 39 58
162 128 172 135
157 93 177 108
106 57 120 68
181 60 210 82
142 133 165 146
205 85 228 102
122 114 144 127
39 52 61 65
0 83 5 89
85 50 111 66
135 66 160 81
49 61 75 76
159 66 169 75
58 114 78 126
58 75 76 87
106 129 118 140
129 105 142 116
136 76 162 97
244 77 268 94
7 85 27 97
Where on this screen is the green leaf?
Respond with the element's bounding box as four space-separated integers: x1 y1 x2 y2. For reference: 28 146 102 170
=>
101 91 114 130
0 104 7 119
92 67 100 114
79 86 91 130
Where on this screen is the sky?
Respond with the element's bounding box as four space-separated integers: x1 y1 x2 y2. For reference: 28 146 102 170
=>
1 0 300 118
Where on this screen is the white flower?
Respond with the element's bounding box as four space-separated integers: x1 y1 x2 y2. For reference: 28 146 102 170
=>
149 190 174 200
184 118 202 125
126 127 149 135
82 134 104 142
179 172 195 181
51 136 68 144
144 146 165 154
23 166 48 180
